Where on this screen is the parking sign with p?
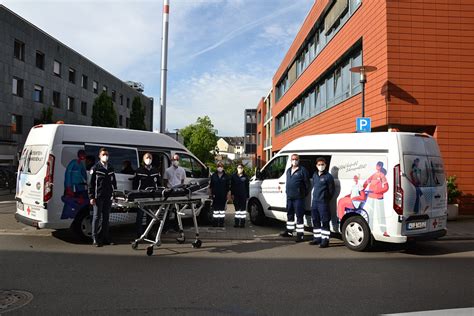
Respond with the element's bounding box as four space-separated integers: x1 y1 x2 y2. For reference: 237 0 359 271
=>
356 118 371 133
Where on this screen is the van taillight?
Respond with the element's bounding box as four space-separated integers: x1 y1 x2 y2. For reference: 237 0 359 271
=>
393 164 403 215
44 154 55 202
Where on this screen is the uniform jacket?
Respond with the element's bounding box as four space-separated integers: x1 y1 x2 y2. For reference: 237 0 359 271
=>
230 173 249 199
133 166 160 190
286 166 310 200
210 172 230 201
312 170 335 202
88 161 117 200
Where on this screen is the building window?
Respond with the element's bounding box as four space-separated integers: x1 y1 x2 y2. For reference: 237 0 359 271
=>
126 97 130 108
11 114 22 134
33 85 44 103
126 117 130 128
81 101 87 116
68 68 76 84
81 75 88 89
119 115 123 126
112 90 116 102
53 60 61 77
120 94 123 105
35 51 45 69
103 85 108 93
14 39 25 61
93 81 98 94
67 97 74 112
12 77 24 97
52 91 61 108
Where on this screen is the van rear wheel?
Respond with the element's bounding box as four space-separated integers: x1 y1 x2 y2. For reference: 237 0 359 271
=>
249 199 265 226
72 207 99 242
342 216 371 251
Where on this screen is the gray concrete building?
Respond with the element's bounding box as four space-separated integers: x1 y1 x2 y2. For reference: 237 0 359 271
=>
0 5 154 166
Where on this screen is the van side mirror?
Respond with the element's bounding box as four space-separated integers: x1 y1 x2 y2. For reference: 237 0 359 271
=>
255 168 262 180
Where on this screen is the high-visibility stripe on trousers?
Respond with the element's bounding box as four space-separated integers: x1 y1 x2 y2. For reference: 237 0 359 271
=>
321 229 330 240
234 210 246 219
313 228 321 239
296 223 304 234
213 210 226 218
286 221 295 231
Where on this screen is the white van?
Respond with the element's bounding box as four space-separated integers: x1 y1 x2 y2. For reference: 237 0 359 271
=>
15 124 210 240
248 132 447 251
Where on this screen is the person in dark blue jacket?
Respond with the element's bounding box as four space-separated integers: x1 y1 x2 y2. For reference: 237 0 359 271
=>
310 157 335 248
231 164 249 228
209 161 231 227
88 148 117 247
281 154 310 242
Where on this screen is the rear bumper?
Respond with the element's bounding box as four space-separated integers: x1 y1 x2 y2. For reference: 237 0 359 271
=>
406 229 447 241
15 213 41 228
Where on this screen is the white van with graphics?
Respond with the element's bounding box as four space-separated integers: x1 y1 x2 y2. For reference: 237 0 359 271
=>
248 132 447 251
15 124 210 240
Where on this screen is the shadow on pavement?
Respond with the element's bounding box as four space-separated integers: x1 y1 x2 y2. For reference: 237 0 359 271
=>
370 240 474 256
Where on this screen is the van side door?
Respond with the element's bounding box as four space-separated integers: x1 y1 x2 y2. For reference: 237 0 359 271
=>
259 155 289 221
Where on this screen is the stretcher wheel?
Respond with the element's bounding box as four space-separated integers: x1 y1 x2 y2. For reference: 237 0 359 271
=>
146 246 154 256
176 235 186 244
192 239 202 248
131 241 138 250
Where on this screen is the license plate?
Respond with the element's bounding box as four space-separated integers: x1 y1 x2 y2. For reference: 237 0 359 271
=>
407 221 427 230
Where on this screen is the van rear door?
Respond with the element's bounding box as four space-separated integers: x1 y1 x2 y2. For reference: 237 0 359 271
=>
16 145 50 217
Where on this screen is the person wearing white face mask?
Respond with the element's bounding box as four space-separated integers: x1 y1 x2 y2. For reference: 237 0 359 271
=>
209 161 231 227
281 154 310 242
231 164 249 228
309 157 335 248
88 148 117 247
163 154 186 188
133 153 161 237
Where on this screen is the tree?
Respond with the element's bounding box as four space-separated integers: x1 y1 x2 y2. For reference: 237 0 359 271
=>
130 96 146 130
91 92 117 127
39 107 53 124
180 116 218 163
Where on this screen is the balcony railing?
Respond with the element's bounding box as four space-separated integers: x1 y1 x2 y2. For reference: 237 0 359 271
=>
264 111 272 124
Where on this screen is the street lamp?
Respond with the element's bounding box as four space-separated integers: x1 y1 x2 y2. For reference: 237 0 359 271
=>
349 65 377 118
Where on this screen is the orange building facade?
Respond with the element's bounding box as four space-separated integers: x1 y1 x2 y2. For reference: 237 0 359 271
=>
255 0 474 214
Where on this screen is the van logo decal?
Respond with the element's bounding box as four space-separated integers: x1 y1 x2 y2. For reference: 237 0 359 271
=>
36 182 41 190
27 206 31 215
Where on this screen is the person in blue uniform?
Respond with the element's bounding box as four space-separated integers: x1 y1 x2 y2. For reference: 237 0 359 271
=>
310 157 335 248
88 148 117 247
209 161 231 227
132 152 161 237
281 154 310 242
231 163 249 228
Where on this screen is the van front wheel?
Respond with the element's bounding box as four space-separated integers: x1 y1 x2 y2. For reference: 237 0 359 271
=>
342 216 371 251
72 207 98 242
249 200 265 226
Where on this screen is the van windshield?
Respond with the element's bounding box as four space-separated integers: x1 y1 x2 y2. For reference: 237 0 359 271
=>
19 145 48 175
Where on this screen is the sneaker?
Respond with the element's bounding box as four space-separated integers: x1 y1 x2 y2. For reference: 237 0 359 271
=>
102 240 115 246
233 223 239 228
309 238 321 246
320 239 329 248
279 231 293 237
92 239 102 247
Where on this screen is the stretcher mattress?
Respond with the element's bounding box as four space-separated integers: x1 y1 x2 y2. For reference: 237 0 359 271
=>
113 182 205 202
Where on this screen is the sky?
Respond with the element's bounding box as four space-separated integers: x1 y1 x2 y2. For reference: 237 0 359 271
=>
1 0 314 136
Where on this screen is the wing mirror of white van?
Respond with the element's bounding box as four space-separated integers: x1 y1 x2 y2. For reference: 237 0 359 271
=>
255 168 262 180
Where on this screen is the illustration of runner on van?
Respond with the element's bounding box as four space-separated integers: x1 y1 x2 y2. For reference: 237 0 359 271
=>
410 158 423 214
60 149 89 219
363 161 389 235
337 174 367 219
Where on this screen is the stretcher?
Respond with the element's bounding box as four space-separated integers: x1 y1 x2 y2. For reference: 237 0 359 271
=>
113 182 209 256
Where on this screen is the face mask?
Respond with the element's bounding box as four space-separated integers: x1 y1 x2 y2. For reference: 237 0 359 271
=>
144 158 152 166
291 160 299 167
217 167 223 173
172 161 179 167
100 155 108 163
317 165 326 172
237 167 243 174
